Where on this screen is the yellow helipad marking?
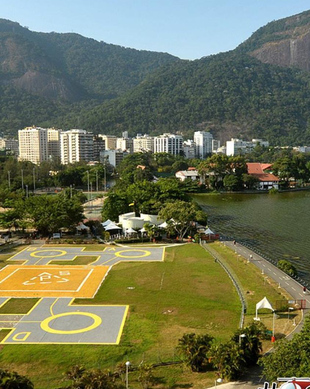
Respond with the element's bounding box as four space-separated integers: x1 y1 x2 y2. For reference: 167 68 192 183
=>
13 332 31 341
41 312 102 334
30 250 67 258
0 265 109 298
115 249 151 258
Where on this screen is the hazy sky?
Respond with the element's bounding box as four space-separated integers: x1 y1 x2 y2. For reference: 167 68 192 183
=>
1 0 309 59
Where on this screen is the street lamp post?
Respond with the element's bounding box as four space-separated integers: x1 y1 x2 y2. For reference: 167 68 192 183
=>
215 378 223 388
87 171 90 201
288 307 294 321
125 361 130 389
238 333 246 346
33 168 36 193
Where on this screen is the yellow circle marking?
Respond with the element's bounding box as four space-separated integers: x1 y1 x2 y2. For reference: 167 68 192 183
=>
30 250 67 258
41 312 102 334
115 249 151 258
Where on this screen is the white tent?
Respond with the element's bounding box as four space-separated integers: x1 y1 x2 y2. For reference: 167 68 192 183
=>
102 219 113 227
158 221 168 228
126 227 137 234
204 227 214 235
255 297 274 320
140 227 147 233
104 223 122 231
76 223 90 231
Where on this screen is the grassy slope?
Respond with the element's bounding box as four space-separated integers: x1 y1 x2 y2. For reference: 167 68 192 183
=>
0 243 292 389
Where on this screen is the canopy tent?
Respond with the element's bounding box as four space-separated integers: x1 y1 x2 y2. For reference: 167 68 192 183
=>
102 219 113 227
126 227 137 234
104 223 122 231
158 221 168 229
76 223 90 231
204 227 214 235
255 297 274 320
139 227 147 233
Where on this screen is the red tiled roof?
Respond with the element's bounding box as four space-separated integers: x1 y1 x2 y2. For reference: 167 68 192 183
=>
246 163 279 182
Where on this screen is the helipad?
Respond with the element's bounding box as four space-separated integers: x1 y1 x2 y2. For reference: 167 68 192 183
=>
0 265 109 298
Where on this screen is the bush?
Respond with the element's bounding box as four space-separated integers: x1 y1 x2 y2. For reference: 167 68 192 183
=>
277 259 297 277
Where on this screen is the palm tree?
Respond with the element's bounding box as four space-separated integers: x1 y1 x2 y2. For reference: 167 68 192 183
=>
177 333 214 372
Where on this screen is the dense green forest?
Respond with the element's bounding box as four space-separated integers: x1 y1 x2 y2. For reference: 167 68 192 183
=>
77 53 310 145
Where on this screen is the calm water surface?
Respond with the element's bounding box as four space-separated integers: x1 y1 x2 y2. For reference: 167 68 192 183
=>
192 191 310 281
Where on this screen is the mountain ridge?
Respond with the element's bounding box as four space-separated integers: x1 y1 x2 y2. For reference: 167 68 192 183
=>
1 11 310 145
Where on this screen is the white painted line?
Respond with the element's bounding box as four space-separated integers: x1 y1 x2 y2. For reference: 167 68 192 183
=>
285 282 289 285
292 287 296 291
76 269 94 292
0 268 20 284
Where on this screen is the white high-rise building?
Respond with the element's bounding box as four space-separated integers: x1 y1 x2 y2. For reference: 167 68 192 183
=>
153 133 183 155
226 138 269 156
60 129 94 164
133 134 154 153
18 127 48 164
194 131 213 159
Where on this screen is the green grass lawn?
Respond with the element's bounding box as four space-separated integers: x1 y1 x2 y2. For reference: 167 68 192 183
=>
50 256 98 265
0 243 292 389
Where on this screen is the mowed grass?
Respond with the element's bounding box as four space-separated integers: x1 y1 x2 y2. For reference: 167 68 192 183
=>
0 244 241 389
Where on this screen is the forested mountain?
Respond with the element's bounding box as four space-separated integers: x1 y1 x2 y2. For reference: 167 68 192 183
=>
77 51 310 145
2 11 310 145
0 19 179 133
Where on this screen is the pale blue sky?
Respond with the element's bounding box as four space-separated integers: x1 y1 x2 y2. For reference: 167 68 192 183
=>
1 0 309 59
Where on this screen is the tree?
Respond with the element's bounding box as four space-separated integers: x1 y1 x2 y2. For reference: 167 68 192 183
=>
158 200 206 241
0 369 34 389
277 259 297 277
177 333 214 372
61 366 119 389
210 341 245 380
137 363 155 389
231 322 264 365
223 174 239 191
260 315 310 381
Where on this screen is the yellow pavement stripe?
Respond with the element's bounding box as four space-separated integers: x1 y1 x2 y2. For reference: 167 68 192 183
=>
115 305 129 345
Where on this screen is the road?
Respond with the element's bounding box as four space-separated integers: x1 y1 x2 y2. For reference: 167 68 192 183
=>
224 240 310 309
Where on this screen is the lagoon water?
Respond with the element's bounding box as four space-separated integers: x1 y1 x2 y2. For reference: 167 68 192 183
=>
192 191 310 282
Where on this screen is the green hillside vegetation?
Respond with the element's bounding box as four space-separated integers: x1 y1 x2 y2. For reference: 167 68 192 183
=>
2 12 310 145
78 52 310 145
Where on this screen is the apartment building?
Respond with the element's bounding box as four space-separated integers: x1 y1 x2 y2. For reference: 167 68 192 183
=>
18 127 48 164
60 129 94 164
194 131 213 159
133 134 154 153
153 133 183 155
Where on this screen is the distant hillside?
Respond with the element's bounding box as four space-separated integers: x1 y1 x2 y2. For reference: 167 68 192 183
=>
0 19 179 102
2 11 310 146
238 10 310 71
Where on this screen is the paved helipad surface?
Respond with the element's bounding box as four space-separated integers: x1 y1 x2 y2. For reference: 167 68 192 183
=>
0 265 109 298
8 246 165 266
1 298 128 344
0 245 165 344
